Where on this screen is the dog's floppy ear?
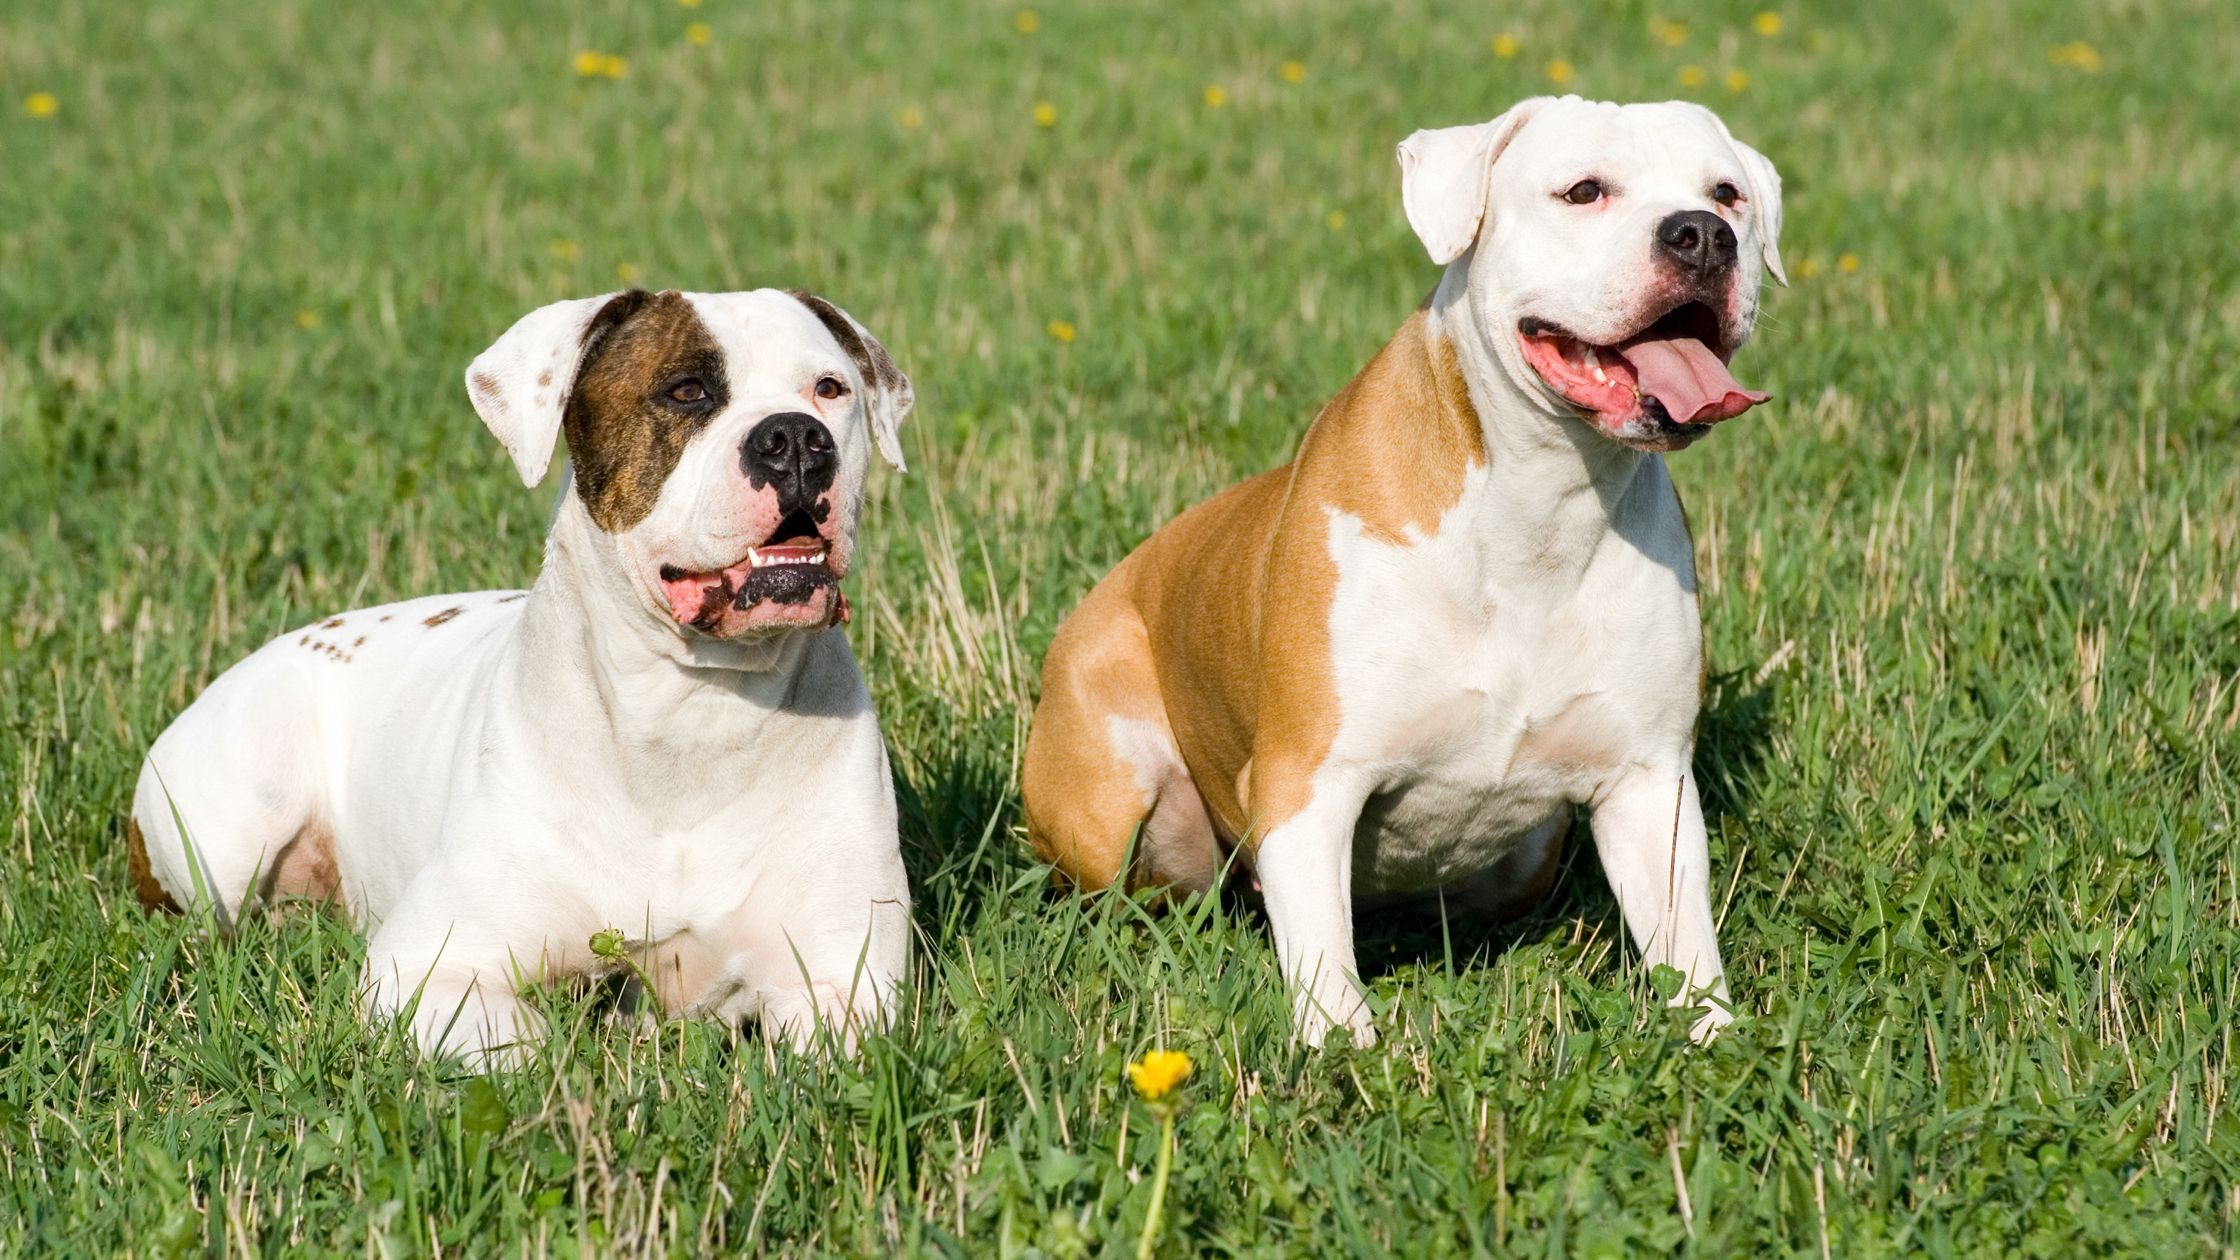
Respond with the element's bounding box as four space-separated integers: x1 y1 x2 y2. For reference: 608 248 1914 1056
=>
1396 96 1554 266
465 291 647 486
787 290 915 473
1728 134 1788 287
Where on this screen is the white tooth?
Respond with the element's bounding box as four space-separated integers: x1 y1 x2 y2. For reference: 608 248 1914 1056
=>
1592 365 1608 384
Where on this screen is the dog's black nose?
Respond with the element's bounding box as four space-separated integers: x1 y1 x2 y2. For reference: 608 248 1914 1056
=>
1655 210 1738 274
741 411 837 509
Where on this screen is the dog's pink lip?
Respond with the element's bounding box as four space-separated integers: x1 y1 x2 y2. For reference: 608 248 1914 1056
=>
1517 304 1768 433
654 518 849 633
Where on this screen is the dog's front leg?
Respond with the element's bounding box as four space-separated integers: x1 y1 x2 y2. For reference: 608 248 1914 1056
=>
1589 766 1732 1040
1253 771 1377 1049
360 874 583 1068
749 894 911 1056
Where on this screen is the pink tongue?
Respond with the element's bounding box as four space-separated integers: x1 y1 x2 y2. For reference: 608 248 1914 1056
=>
1617 335 1770 424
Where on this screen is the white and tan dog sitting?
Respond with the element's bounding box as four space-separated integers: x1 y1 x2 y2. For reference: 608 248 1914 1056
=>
129 288 916 1063
1022 96 1785 1048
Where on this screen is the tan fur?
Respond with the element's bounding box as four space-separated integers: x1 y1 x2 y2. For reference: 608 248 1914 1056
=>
264 822 341 903
1024 309 1485 889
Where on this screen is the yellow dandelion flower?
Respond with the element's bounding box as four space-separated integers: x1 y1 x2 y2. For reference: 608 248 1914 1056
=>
550 238 581 262
1797 256 1821 279
1650 17 1688 47
678 0 701 7
1032 100 1057 127
1280 60 1307 84
1326 209 1347 230
1838 252 1860 274
1046 319 1076 343
686 22 712 46
24 91 58 118
572 50 605 77
895 105 924 129
1723 68 1749 92
600 54 628 79
1545 58 1574 85
1203 84 1228 109
1128 1049 1193 1101
1678 64 1707 88
1492 33 1520 58
616 262 642 283
293 309 320 330
1014 8 1039 34
1753 11 1783 36
2048 41 2101 72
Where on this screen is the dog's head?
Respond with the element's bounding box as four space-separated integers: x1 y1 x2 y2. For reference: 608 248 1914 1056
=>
466 288 912 639
1399 96 1785 452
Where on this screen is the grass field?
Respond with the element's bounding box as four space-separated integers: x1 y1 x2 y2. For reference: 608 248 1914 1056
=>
4 0 2238 1254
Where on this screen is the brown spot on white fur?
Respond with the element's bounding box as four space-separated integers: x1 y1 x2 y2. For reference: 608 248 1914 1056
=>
126 817 180 912
563 290 729 533
1024 308 1484 888
423 607 464 628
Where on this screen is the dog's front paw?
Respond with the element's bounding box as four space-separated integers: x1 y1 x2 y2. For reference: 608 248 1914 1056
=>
364 961 546 1070
1685 998 1735 1045
764 982 892 1057
1292 981 1377 1050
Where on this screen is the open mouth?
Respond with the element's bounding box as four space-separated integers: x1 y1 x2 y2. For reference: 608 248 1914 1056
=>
1518 302 1769 445
656 508 848 634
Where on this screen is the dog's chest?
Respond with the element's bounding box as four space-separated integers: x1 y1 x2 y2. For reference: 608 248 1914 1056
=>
1320 488 1699 889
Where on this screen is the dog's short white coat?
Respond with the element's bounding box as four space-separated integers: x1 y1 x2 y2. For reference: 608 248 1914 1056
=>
1259 97 1784 1046
132 290 913 1064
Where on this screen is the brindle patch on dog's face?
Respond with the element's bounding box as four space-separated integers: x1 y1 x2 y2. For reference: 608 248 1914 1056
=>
564 290 731 533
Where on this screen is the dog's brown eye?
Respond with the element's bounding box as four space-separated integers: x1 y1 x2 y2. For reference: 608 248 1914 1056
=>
1563 179 1604 205
1712 181 1741 207
667 380 707 404
814 376 846 400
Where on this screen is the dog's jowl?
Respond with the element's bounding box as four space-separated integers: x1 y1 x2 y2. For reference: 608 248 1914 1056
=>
1022 96 1785 1048
131 288 916 1064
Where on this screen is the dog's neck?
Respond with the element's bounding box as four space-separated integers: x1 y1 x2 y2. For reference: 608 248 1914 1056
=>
1427 261 1666 589
507 496 818 801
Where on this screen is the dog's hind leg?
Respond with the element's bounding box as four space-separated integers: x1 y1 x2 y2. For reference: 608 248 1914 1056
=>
1023 589 1220 895
129 643 333 922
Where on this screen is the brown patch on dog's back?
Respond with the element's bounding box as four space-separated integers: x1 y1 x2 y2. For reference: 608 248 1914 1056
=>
1022 308 1489 886
423 606 463 628
564 290 729 533
1149 309 1482 840
126 818 180 912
